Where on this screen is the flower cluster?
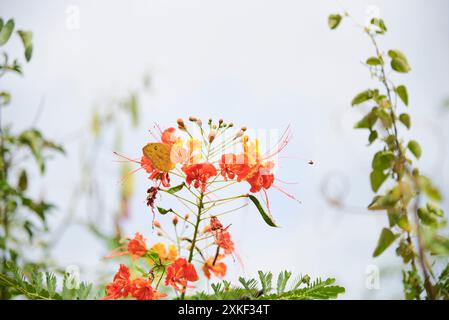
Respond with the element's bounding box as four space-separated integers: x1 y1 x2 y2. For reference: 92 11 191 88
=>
107 118 295 300
103 264 167 300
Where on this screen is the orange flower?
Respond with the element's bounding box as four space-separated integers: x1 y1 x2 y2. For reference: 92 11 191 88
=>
102 264 132 300
140 155 171 188
151 243 178 263
202 255 227 279
165 258 199 292
219 153 250 182
161 127 178 145
141 155 155 174
245 162 275 193
182 163 217 193
215 231 235 255
130 278 167 300
210 216 223 231
127 232 147 259
106 232 147 261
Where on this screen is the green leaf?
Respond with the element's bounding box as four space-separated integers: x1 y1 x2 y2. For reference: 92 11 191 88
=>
418 175 442 202
18 169 28 191
399 113 411 129
368 130 378 145
167 182 185 194
388 50 411 73
370 18 387 34
407 140 422 159
417 207 438 227
370 170 388 192
276 271 292 295
0 19 14 46
372 151 395 171
17 30 33 62
156 207 172 215
328 14 342 30
366 57 382 66
248 195 278 227
258 271 273 294
373 228 399 257
0 91 11 106
427 202 444 217
351 89 375 106
395 85 408 106
354 111 377 129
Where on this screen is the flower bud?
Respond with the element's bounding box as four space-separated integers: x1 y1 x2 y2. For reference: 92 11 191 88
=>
241 126 247 132
172 216 179 226
196 119 202 127
185 213 190 220
153 220 161 228
235 130 244 139
189 116 197 122
208 129 216 143
157 231 163 236
177 118 186 130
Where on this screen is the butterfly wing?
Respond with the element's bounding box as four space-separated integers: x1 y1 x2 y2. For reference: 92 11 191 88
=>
142 143 176 172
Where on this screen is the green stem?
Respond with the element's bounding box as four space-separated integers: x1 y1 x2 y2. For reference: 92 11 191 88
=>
180 192 205 300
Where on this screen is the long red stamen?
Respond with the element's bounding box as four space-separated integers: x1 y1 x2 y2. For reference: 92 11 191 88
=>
113 151 142 164
263 125 292 160
272 184 302 203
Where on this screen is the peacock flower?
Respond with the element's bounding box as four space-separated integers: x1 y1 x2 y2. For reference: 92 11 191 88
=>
130 278 167 300
215 231 235 255
106 232 148 261
102 264 132 300
151 242 178 263
161 127 179 145
165 258 199 292
202 255 227 279
182 162 217 193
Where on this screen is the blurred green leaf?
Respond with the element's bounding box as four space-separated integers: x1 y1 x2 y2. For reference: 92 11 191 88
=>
388 50 411 73
368 130 378 145
17 30 33 61
351 89 376 106
373 228 399 257
0 91 11 106
407 140 422 159
395 85 409 106
399 113 411 129
18 169 28 191
354 111 377 129
372 151 395 171
366 57 382 66
328 14 342 30
370 18 387 34
370 170 388 192
0 19 14 46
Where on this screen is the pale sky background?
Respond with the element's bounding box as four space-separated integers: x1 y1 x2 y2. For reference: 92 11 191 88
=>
2 0 449 299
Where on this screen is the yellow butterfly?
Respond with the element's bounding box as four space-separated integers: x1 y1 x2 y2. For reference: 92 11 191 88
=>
142 143 176 172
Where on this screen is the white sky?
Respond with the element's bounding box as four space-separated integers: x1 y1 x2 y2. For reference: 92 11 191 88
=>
2 0 449 299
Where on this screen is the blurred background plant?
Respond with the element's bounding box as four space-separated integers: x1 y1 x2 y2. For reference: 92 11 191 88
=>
328 8 449 299
1 0 449 299
0 17 65 299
